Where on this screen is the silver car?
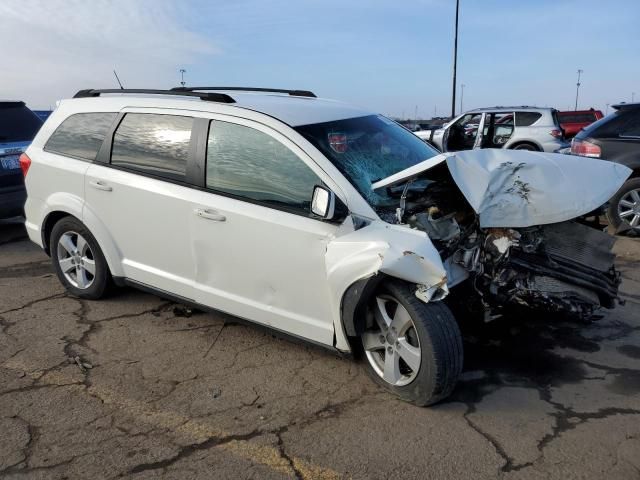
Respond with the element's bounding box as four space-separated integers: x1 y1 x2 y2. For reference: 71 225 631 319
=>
417 106 569 153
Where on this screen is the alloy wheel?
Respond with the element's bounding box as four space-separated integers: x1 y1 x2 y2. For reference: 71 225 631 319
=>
617 188 640 231
363 295 421 387
57 231 96 289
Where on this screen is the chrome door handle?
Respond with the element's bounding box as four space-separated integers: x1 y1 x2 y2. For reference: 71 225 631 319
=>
89 180 112 192
195 208 226 222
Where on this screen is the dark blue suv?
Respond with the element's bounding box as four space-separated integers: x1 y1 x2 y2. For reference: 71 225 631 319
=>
0 101 43 219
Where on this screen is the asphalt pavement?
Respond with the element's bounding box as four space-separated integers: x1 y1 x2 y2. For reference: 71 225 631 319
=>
1 217 639 479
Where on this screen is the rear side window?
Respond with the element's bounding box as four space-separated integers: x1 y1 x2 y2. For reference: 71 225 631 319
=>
0 102 43 142
515 112 542 126
619 114 640 137
45 113 116 161
206 121 320 214
111 113 193 181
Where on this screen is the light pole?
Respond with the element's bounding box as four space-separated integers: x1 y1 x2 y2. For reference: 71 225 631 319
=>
606 103 610 115
633 92 636 103
179 69 186 87
460 83 465 113
574 69 583 111
451 0 460 118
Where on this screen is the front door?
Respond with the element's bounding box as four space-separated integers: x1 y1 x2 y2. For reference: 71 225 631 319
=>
189 118 339 345
444 113 484 151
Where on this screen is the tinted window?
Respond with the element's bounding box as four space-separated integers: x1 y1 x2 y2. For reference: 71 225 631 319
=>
0 102 43 142
206 121 320 213
620 115 640 137
585 110 640 138
515 112 542 126
45 113 116 161
111 114 193 181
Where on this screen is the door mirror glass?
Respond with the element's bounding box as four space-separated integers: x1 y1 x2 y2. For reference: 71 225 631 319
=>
311 185 335 219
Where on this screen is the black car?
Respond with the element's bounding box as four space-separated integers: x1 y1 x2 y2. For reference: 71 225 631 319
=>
0 101 43 219
571 103 640 233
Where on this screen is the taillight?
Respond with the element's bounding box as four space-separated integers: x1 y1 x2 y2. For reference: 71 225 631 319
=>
550 129 563 139
571 139 601 158
19 153 31 177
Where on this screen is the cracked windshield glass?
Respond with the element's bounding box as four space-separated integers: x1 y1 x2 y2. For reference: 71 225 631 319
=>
295 115 439 207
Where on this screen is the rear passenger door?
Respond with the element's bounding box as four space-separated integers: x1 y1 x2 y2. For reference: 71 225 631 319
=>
84 110 197 299
188 117 340 345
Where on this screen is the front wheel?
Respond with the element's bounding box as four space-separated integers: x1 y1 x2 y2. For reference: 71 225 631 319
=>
360 281 463 406
608 178 640 234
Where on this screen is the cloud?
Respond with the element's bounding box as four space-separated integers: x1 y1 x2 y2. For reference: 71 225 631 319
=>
0 0 219 108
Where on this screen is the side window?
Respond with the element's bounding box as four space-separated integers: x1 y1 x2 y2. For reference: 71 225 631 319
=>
206 121 321 214
111 113 193 181
619 114 640 137
45 113 117 161
515 112 542 126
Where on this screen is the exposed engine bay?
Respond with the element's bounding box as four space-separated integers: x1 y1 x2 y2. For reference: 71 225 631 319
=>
377 161 622 318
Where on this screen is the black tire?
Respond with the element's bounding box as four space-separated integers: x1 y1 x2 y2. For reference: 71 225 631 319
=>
512 142 539 151
50 216 112 299
607 177 640 235
360 280 463 406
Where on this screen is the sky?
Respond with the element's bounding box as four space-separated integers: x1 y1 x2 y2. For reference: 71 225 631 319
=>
1 0 639 118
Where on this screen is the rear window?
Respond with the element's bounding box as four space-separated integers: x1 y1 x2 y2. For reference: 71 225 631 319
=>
111 113 193 181
583 109 640 138
0 102 43 142
45 113 116 161
514 112 542 127
558 113 597 123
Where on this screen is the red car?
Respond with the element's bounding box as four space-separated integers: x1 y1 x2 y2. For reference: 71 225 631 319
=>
558 109 604 139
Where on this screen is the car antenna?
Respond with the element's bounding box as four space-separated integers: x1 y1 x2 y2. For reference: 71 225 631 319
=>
113 70 124 90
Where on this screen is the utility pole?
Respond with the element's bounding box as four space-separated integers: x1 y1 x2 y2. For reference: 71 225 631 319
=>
179 69 187 87
451 0 460 118
574 69 583 111
606 103 610 115
460 83 465 113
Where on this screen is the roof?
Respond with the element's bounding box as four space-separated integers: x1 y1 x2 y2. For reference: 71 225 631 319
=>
231 92 372 126
468 106 552 112
612 102 640 111
65 90 373 127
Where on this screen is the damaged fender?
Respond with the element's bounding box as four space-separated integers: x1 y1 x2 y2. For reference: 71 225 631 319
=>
326 220 448 350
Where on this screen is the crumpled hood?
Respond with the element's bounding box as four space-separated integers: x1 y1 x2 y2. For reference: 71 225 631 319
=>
372 149 632 228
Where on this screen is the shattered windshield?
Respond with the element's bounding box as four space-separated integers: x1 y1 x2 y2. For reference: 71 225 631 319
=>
295 115 439 207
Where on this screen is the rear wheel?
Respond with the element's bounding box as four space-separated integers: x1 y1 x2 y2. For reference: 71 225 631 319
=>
50 217 112 299
512 142 539 151
360 280 463 406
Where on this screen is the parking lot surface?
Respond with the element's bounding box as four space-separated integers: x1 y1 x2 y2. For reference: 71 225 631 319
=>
1 218 639 480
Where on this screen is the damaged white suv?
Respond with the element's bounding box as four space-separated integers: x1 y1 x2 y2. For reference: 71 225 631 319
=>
21 87 631 406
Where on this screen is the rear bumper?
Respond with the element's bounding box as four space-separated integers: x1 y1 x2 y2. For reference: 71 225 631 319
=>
0 187 26 219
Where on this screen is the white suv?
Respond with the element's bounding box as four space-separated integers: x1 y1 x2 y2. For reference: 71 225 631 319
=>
21 87 630 405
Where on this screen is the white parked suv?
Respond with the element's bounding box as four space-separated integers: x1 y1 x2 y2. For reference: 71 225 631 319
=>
21 87 630 405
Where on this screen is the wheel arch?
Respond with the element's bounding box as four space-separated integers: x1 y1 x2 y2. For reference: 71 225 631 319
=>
507 140 542 151
41 205 123 278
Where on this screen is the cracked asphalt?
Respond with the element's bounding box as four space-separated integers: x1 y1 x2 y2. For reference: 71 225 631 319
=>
1 217 639 480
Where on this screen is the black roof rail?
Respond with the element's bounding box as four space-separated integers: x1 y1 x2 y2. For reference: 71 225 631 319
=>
72 89 236 103
171 86 317 98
